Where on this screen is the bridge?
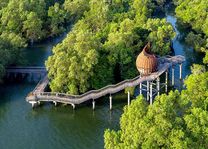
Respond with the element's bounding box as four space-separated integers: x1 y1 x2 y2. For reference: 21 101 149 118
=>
6 66 46 74
26 55 185 109
5 66 47 81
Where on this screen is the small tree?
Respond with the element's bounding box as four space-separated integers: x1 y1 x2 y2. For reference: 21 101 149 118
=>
23 12 43 42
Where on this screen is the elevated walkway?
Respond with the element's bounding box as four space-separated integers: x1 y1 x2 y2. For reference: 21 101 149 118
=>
26 55 185 109
6 67 46 74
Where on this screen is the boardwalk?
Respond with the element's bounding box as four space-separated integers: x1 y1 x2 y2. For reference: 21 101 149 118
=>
26 55 185 109
6 66 46 74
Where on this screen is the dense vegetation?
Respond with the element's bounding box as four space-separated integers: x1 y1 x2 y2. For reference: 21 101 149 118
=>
174 0 208 57
104 1 208 148
0 0 87 81
46 0 175 94
104 66 208 148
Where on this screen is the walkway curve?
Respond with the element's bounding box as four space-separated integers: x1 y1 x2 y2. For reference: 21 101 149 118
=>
26 55 185 107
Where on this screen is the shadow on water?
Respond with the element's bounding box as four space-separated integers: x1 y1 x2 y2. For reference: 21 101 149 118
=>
22 32 68 67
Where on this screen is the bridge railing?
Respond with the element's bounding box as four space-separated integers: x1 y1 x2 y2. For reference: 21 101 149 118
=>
34 63 171 104
6 66 46 69
28 55 185 104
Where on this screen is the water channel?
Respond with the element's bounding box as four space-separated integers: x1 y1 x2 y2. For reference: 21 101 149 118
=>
0 11 203 149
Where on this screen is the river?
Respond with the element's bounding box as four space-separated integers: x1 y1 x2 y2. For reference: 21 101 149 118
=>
0 13 203 149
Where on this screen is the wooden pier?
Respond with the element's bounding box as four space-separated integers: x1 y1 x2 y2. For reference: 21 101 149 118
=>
26 55 185 109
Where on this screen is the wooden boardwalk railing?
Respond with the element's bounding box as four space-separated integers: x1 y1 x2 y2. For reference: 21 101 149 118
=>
6 66 46 74
26 55 185 108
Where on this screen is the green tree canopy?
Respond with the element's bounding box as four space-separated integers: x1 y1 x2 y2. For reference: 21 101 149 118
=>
46 0 175 94
23 12 43 42
104 69 208 149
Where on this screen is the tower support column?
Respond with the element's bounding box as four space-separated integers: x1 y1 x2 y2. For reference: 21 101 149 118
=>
157 77 160 96
139 75 142 95
165 71 168 93
109 95 112 110
179 64 182 80
127 91 130 106
172 67 175 86
147 81 150 101
92 100 95 110
150 82 153 105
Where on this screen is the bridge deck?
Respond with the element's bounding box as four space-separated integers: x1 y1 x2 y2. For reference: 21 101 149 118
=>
26 55 185 107
6 67 46 74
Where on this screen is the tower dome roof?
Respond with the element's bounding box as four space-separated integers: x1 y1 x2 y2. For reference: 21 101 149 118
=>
136 43 158 75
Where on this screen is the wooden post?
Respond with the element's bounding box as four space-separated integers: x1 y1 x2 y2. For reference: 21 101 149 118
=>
157 77 160 96
53 101 57 106
30 101 38 108
72 104 75 110
92 100 95 110
150 82 153 105
165 71 168 93
179 64 182 80
140 75 142 95
172 67 175 86
109 95 112 110
147 81 149 101
127 91 130 106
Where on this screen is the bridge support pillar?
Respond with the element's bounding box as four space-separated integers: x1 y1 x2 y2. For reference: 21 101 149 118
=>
147 81 150 101
172 67 175 86
127 91 130 106
165 71 168 93
157 77 160 96
150 82 153 105
179 64 182 80
109 95 112 110
30 101 38 108
92 100 95 110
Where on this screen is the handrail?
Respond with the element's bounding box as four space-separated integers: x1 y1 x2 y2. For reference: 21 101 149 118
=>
26 55 185 105
6 66 45 69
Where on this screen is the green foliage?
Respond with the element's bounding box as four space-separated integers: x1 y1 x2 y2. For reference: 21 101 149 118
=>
176 0 208 36
145 18 175 55
0 0 87 81
183 69 208 110
104 92 190 148
0 32 26 80
46 0 175 94
185 32 206 51
124 86 135 95
46 23 100 94
48 3 66 36
0 0 86 42
175 0 208 56
104 70 208 148
203 51 208 64
64 0 89 21
190 64 206 75
23 12 43 42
